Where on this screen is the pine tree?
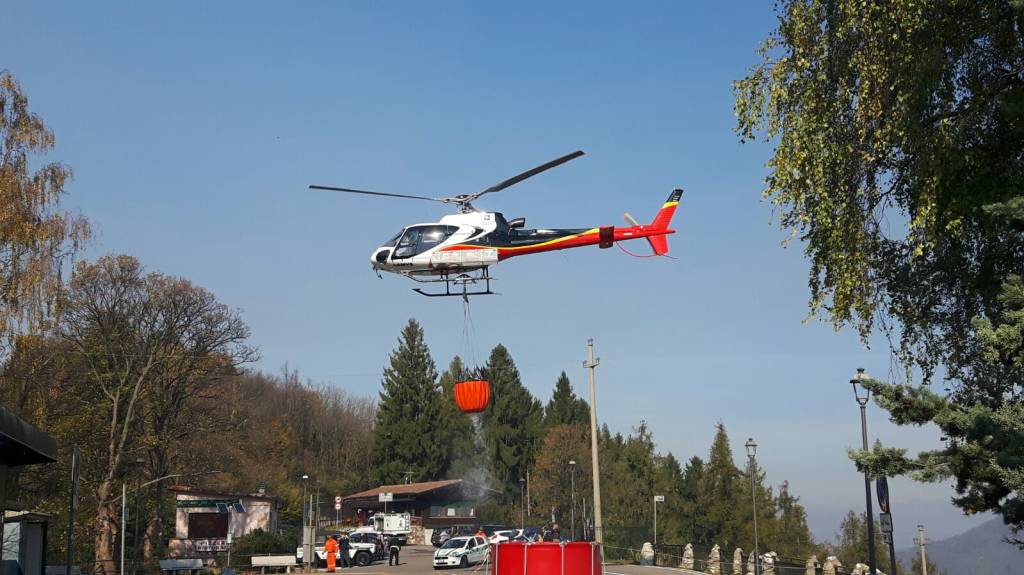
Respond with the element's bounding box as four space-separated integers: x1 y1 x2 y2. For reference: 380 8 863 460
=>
371 319 448 484
773 481 814 558
479 344 544 497
680 456 707 544
834 511 893 574
545 371 590 427
699 422 742 549
439 356 480 477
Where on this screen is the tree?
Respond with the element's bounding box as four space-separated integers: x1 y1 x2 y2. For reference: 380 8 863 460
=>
438 356 482 478
735 1 1024 531
528 424 591 535
772 481 814 558
58 255 254 575
699 422 742 549
480 344 544 497
833 511 893 574
908 552 947 575
371 319 449 485
0 70 90 355
679 456 707 544
544 372 589 428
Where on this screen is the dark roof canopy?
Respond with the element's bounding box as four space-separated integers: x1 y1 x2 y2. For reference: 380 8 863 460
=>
344 479 462 501
0 406 57 467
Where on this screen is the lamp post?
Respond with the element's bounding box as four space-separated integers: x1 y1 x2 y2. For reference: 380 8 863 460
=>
569 460 577 541
301 474 310 571
851 368 878 575
519 478 526 530
745 438 759 575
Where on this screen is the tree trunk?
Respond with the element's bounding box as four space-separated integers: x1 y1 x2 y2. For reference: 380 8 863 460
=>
93 485 117 575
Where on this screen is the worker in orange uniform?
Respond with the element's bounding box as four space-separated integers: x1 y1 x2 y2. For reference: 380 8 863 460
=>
324 535 339 572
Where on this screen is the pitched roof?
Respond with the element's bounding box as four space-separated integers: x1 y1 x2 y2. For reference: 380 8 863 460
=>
167 484 279 501
344 479 462 500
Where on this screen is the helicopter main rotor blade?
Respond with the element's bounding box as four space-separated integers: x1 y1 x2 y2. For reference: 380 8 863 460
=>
308 185 448 203
473 150 585 199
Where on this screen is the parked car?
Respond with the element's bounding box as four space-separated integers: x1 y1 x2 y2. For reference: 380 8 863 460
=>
431 525 476 548
433 536 490 569
511 527 542 542
489 529 520 544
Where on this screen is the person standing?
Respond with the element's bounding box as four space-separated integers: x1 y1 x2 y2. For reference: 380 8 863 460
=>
387 535 401 566
339 533 351 569
324 535 339 573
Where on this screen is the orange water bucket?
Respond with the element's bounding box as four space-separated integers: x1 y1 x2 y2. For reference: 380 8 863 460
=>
454 379 491 413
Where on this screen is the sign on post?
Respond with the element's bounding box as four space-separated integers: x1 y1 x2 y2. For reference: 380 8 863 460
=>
378 492 393 502
879 512 893 533
334 502 341 510
653 495 665 502
335 495 342 503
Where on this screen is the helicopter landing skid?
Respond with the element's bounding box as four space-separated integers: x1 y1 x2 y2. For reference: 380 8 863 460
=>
410 268 496 299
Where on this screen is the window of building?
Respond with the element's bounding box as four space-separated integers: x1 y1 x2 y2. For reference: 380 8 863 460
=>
187 512 228 539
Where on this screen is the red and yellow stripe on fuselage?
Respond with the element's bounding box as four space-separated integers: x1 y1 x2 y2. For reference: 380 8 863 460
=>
439 225 675 261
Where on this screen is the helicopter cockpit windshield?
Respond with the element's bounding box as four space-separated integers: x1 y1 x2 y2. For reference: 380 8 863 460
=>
392 225 458 259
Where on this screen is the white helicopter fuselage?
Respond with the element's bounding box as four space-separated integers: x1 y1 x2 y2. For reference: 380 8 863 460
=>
371 212 499 276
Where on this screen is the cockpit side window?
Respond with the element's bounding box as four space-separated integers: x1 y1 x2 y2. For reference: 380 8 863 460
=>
392 225 458 259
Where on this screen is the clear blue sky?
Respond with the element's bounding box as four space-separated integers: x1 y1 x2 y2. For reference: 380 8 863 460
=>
3 1 990 544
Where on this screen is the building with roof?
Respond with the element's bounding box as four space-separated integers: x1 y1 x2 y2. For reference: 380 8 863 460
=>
166 485 281 557
0 405 59 575
340 479 493 542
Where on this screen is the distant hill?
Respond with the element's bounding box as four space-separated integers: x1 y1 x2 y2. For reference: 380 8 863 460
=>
896 517 1021 575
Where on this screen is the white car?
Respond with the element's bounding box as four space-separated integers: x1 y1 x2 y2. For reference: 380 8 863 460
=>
433 536 489 569
489 529 520 544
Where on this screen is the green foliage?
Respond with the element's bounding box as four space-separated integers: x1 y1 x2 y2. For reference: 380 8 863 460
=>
908 552 947 575
371 319 449 484
736 0 1024 533
438 356 482 478
230 529 295 556
833 511 894 574
479 344 544 495
544 372 589 428
699 423 742 548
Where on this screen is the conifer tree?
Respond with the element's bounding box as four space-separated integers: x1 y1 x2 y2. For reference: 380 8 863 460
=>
545 371 590 427
834 511 892 572
680 456 707 544
774 481 814 557
371 319 448 484
479 344 544 496
439 356 482 477
699 422 742 548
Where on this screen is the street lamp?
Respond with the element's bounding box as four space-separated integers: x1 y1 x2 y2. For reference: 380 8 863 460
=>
851 368 878 575
745 438 759 575
569 460 577 541
519 478 526 530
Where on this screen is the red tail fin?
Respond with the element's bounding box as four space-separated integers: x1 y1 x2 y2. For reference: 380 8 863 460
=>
646 188 683 255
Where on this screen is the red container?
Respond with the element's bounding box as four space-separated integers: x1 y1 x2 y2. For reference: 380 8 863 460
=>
454 379 491 413
490 542 602 575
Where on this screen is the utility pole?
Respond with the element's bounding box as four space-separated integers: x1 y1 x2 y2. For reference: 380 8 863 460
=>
583 339 604 544
66 448 80 575
120 483 127 575
916 525 928 575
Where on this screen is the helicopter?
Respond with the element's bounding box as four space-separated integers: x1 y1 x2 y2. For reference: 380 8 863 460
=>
309 150 683 297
